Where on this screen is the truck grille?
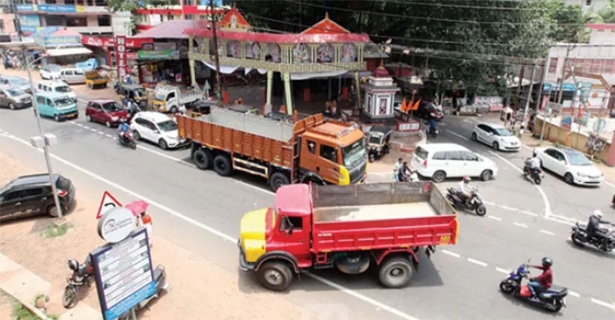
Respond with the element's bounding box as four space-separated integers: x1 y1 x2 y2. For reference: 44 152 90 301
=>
349 160 367 184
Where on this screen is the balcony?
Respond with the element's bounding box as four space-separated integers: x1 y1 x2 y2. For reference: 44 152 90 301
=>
69 26 113 34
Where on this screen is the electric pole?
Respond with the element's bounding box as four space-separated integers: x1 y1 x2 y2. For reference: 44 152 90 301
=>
519 65 537 136
209 0 222 107
557 44 572 105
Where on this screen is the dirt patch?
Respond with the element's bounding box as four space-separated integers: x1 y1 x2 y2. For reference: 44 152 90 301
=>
0 150 312 319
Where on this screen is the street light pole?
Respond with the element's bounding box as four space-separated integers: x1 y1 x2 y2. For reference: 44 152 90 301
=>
209 0 223 107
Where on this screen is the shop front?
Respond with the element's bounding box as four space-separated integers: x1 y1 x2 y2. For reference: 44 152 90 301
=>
81 35 153 70
30 27 92 65
136 42 189 86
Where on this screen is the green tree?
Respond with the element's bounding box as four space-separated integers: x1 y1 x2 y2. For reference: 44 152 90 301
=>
106 0 171 35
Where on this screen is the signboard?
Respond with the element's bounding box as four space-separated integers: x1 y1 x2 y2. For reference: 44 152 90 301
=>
560 115 572 132
37 4 85 13
137 50 180 60
15 4 35 11
17 14 41 27
81 36 154 48
546 102 562 113
42 36 82 48
578 82 592 103
593 118 606 133
154 42 177 51
585 134 607 154
573 111 590 126
97 191 122 219
115 36 127 78
91 228 156 320
97 207 136 243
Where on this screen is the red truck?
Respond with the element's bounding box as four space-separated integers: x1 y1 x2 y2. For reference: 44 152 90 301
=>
238 181 459 291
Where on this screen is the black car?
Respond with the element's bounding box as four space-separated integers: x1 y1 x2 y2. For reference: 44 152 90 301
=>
416 101 444 121
0 174 75 221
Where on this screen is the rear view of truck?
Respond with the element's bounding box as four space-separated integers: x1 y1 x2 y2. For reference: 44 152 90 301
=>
239 182 458 291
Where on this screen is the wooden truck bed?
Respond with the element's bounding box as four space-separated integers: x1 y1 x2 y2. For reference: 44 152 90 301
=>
310 182 458 252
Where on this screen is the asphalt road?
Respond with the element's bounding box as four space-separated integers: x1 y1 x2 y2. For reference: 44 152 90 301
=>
0 101 613 319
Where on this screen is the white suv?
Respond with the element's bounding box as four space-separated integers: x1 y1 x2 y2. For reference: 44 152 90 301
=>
411 143 498 182
130 111 187 150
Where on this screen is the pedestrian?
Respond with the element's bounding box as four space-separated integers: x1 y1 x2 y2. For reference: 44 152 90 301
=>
393 157 403 182
137 211 153 247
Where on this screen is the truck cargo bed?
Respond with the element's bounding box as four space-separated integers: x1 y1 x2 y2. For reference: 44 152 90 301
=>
314 202 437 222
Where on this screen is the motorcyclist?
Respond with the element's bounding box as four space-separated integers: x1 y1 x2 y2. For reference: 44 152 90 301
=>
398 161 413 182
428 117 437 135
456 176 473 206
527 257 553 301
393 158 403 182
118 120 131 144
526 154 541 176
587 210 613 249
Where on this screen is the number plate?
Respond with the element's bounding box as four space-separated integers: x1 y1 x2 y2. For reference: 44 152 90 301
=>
440 235 451 244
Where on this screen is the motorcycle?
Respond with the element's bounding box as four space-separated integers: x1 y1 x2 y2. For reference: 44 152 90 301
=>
118 131 137 150
570 221 615 252
425 121 439 138
62 256 94 309
446 187 487 216
499 262 568 312
523 159 544 185
117 265 168 320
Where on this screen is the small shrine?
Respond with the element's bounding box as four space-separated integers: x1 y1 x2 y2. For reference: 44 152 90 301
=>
361 61 400 120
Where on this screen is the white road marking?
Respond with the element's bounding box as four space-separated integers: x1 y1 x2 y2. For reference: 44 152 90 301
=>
590 298 613 309
467 258 488 267
0 133 419 320
442 249 461 258
97 131 104 135
446 130 470 141
89 128 97 132
513 222 528 228
105 134 113 138
495 267 510 274
75 123 83 127
487 215 502 221
603 180 615 189
483 201 539 217
539 230 555 236
568 290 580 298
518 210 539 217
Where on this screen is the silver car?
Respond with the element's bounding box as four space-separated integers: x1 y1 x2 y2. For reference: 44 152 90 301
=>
40 64 62 80
0 76 31 93
0 88 32 110
59 68 86 85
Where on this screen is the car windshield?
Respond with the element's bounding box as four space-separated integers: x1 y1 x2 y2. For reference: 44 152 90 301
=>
133 89 146 97
6 88 24 96
368 134 383 144
494 128 513 136
155 93 166 101
54 97 74 107
9 78 28 86
566 151 593 166
157 120 177 132
415 146 428 160
46 65 61 72
102 102 122 112
342 138 367 167
55 85 71 93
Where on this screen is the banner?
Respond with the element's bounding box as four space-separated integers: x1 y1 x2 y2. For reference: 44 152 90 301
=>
115 36 127 79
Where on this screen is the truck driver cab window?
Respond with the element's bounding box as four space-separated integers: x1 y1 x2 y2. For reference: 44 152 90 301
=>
306 140 316 154
279 215 303 233
320 144 337 163
167 92 175 101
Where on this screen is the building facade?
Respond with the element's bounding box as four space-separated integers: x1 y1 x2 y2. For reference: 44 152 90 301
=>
134 4 228 32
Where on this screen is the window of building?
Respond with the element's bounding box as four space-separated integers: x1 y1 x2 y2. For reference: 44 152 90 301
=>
45 0 56 4
184 0 195 5
95 0 105 6
65 0 75 4
605 59 615 74
185 14 195 20
0 20 4 34
198 15 209 20
45 15 65 26
582 59 592 73
586 0 592 5
66 17 87 27
98 15 111 27
548 58 557 74
591 59 604 73
87 0 93 6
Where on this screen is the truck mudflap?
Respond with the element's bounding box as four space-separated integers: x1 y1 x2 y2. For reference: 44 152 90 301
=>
425 245 436 258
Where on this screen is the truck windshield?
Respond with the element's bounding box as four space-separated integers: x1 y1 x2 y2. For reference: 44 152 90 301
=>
368 134 382 144
155 93 166 101
342 138 366 168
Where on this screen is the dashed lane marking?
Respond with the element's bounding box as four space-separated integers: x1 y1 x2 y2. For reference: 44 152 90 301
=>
495 267 510 274
568 291 581 298
540 229 555 236
446 129 470 141
467 258 488 267
512 222 528 228
97 131 104 135
590 298 614 310
487 215 502 221
442 249 461 258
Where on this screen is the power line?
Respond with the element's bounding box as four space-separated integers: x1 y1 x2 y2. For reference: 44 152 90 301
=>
324 0 552 11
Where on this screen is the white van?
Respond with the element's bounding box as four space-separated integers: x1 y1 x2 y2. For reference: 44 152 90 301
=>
411 143 498 183
37 80 77 101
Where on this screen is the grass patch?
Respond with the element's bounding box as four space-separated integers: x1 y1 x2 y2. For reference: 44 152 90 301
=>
11 301 39 320
41 224 70 239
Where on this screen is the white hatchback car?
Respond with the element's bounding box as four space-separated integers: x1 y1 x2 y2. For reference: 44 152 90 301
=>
130 111 187 150
471 123 521 151
533 146 603 186
412 143 498 182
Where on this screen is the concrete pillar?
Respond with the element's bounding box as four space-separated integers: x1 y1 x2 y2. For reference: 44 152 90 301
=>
338 76 342 98
283 72 293 115
354 71 361 109
266 70 273 105
607 131 615 167
328 78 332 100
189 59 196 86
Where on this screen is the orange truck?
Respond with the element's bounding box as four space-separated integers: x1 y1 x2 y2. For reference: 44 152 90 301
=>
238 182 459 291
176 108 367 191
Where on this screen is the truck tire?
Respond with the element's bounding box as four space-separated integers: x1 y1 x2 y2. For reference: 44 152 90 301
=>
256 261 293 292
335 252 370 275
378 257 413 288
213 154 233 176
193 149 212 170
269 172 290 192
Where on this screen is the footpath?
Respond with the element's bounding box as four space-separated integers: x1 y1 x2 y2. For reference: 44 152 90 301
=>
0 149 313 320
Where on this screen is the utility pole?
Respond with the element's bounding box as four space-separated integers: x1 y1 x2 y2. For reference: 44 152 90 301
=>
557 44 572 104
209 0 222 107
519 65 537 136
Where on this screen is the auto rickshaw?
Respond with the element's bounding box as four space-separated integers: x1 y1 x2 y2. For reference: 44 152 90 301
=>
190 100 218 118
367 126 392 162
116 84 148 109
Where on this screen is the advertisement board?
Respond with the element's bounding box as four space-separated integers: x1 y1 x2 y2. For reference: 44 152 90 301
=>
115 36 127 78
43 36 82 48
37 4 85 13
137 50 180 60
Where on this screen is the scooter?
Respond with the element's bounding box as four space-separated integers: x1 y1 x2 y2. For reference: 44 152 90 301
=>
446 187 487 216
499 262 568 312
570 222 615 252
117 265 168 320
523 159 544 185
118 131 137 150
425 121 439 138
62 256 94 309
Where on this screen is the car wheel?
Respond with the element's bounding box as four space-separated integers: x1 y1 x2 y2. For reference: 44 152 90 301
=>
85 114 92 122
46 204 64 217
158 139 168 150
480 170 493 181
471 132 477 141
105 121 111 128
492 141 499 150
132 130 141 141
432 170 446 183
54 114 60 122
564 172 574 185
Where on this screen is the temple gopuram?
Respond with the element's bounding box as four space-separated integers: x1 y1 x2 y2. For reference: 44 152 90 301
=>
183 6 371 115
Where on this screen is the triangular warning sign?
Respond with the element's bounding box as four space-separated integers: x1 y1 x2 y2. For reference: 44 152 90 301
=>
96 191 122 219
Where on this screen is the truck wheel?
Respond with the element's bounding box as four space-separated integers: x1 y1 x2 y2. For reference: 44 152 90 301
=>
193 149 212 170
378 257 413 288
170 106 178 114
269 172 290 191
213 154 233 176
256 261 293 292
335 252 370 274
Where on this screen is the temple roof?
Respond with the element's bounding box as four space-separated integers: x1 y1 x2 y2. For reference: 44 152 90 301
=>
301 13 351 35
372 60 391 78
219 5 251 30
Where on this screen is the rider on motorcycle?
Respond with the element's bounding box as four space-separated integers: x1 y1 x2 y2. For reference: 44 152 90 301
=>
528 257 553 301
587 210 612 249
526 154 541 175
118 120 131 144
428 117 437 134
456 176 473 205
398 161 413 182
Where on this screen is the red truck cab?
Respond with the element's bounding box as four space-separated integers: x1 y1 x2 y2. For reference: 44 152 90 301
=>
239 182 459 291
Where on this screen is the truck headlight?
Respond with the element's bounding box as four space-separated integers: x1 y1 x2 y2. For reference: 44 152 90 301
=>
339 166 350 185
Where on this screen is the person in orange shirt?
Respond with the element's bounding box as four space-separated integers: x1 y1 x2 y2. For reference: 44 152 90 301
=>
138 212 153 247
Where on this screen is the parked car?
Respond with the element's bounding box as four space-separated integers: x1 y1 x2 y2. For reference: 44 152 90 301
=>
37 80 77 101
117 84 148 108
533 146 604 186
86 100 128 127
412 143 498 182
0 173 75 221
130 111 187 150
85 70 108 89
34 92 79 121
0 75 31 92
471 123 521 151
0 88 32 110
59 68 86 85
40 64 62 80
415 100 444 121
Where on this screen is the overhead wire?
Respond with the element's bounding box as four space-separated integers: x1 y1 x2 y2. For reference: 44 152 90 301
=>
323 0 553 11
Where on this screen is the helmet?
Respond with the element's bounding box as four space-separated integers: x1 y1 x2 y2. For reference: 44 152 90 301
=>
398 157 403 162
593 210 603 218
541 257 553 268
463 176 471 183
67 259 79 271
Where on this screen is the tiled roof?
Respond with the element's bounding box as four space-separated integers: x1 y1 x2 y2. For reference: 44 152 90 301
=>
132 20 202 39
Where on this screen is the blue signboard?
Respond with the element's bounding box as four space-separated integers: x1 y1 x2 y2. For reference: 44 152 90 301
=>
38 4 78 13
91 228 156 320
15 4 35 11
18 14 40 27
20 26 39 33
42 36 82 48
545 82 576 92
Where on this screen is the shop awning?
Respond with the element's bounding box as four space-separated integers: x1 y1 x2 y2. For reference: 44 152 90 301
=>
46 47 92 57
290 70 348 81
